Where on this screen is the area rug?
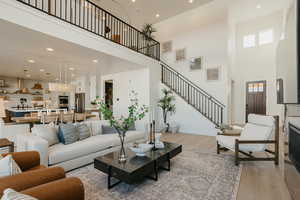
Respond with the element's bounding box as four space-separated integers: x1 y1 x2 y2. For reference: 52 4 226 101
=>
67 147 242 200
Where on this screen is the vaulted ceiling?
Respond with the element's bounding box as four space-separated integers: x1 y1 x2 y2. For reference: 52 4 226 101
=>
90 0 214 29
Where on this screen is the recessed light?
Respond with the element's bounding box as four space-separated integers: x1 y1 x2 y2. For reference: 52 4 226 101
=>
189 0 194 3
156 14 160 18
46 48 54 52
132 0 136 2
28 59 35 63
69 67 75 71
40 69 45 72
26 74 31 78
256 4 261 9
93 59 99 63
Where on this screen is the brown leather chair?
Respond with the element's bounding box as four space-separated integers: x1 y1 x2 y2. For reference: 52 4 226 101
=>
0 151 84 200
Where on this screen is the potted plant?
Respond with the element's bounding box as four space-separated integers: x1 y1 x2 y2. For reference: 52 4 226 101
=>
141 23 157 56
158 89 176 132
96 91 148 162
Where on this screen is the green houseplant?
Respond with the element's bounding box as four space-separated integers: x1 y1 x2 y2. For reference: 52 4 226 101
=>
96 91 148 162
141 23 157 56
158 89 176 132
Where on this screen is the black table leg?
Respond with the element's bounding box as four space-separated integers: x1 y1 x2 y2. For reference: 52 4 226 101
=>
146 160 158 181
107 166 122 189
159 153 171 171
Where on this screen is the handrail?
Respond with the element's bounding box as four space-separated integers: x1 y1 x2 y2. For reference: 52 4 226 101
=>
16 0 160 60
161 61 225 107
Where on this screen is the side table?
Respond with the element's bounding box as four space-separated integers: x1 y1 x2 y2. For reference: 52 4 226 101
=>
0 138 14 153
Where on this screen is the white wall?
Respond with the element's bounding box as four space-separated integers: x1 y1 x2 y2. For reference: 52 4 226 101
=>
101 68 150 132
155 15 229 135
230 11 283 124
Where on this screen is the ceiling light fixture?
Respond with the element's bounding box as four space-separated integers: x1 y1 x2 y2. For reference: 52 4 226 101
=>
46 48 54 52
189 0 194 3
93 59 99 63
26 74 31 78
28 59 35 63
156 14 160 18
40 69 45 72
256 4 261 9
132 0 136 2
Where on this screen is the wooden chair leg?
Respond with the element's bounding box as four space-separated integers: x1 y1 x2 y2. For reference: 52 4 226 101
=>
235 139 239 166
217 142 220 154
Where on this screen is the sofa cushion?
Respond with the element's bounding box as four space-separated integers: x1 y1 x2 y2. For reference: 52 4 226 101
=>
32 125 59 146
83 120 110 136
58 124 79 145
48 135 115 165
2 189 38 200
48 131 146 165
0 155 22 178
102 125 117 134
76 124 91 140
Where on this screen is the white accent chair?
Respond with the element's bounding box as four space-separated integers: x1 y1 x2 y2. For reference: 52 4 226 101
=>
216 114 279 165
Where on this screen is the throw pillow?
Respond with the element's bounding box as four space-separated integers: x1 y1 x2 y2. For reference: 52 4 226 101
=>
1 189 38 200
76 124 91 140
0 155 22 178
58 124 79 145
32 126 59 146
102 125 117 134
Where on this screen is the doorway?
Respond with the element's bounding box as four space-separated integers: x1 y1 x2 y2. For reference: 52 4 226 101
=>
105 80 113 111
246 80 266 122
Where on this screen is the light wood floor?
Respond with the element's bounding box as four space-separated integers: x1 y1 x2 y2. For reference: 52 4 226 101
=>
161 133 292 200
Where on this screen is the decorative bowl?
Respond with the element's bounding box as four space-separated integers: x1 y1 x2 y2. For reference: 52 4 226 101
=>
130 144 153 156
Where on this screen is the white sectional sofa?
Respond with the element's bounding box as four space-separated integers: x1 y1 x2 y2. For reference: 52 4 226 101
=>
17 120 147 171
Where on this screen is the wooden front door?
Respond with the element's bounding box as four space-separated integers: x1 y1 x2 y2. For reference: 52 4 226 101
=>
246 81 266 122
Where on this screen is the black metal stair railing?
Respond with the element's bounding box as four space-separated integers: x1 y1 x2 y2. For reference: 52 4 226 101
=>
161 62 225 126
16 0 160 60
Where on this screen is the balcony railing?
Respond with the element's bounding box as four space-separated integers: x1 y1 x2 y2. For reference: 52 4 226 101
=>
16 0 160 60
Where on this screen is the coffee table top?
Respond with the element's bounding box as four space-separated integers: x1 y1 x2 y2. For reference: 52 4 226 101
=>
95 142 181 174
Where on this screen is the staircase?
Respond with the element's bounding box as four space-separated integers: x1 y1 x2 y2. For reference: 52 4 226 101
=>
161 62 225 126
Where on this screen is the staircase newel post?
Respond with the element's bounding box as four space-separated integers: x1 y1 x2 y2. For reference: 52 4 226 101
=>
221 107 224 124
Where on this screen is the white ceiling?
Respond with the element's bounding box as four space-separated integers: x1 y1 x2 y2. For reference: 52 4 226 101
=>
91 0 214 28
0 19 122 81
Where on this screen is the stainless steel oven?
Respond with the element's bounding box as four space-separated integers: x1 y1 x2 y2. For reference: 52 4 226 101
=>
59 96 69 110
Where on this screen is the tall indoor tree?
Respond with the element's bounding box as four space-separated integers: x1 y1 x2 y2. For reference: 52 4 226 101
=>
158 89 176 132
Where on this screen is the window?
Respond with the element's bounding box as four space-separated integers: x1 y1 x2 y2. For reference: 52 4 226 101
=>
259 29 274 45
243 34 256 48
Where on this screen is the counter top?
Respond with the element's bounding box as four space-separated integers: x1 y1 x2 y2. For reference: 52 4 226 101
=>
7 108 67 113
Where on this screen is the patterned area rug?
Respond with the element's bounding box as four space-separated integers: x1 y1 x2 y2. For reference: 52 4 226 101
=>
67 147 242 200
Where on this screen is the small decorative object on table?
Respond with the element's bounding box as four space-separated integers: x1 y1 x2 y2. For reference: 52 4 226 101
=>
97 91 148 163
130 144 153 157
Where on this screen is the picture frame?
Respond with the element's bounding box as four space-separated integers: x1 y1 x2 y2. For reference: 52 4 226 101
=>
175 48 186 61
206 67 221 81
190 57 203 70
162 41 172 53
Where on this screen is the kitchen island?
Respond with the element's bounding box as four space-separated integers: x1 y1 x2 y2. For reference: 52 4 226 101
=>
7 108 67 117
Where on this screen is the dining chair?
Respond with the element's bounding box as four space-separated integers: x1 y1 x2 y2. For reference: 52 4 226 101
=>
42 114 59 125
75 113 86 122
60 113 74 124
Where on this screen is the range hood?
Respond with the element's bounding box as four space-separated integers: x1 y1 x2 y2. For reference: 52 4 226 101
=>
15 78 30 94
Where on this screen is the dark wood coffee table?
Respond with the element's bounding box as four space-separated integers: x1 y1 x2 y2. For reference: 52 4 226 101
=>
94 142 182 189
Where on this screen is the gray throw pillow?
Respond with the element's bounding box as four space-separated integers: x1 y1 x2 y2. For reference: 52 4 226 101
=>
76 124 91 140
102 125 117 134
58 124 79 145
